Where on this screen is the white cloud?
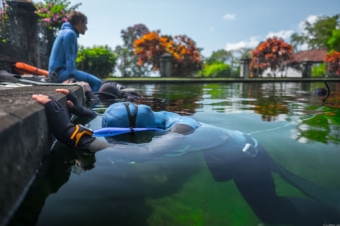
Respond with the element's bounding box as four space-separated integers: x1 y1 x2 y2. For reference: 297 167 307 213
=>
266 30 294 40
225 36 260 51
209 27 214 31
223 14 236 20
298 14 320 33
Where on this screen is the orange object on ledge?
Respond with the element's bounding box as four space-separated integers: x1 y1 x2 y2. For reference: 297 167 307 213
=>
13 62 49 77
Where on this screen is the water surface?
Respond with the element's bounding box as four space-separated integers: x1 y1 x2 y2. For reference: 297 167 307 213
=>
9 82 340 226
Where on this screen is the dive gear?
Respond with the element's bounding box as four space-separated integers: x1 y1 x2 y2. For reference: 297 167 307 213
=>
69 124 94 147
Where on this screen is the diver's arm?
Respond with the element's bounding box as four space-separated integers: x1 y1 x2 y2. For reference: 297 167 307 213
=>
88 132 192 162
32 94 175 157
32 94 97 148
33 94 203 162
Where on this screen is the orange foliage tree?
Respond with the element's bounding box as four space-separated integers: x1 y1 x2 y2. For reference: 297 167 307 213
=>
133 31 203 77
325 51 340 76
250 37 293 77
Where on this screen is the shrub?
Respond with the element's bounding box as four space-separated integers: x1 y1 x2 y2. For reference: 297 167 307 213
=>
311 63 326 77
76 45 118 79
202 62 231 78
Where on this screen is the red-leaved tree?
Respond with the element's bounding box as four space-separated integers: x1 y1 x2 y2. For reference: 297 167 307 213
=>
133 31 203 77
250 37 293 77
325 51 340 76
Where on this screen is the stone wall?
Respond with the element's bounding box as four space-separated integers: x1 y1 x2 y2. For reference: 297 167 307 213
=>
0 0 49 73
0 85 84 226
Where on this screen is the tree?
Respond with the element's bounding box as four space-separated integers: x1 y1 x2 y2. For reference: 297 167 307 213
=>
134 31 203 77
290 14 340 51
205 49 239 77
237 47 252 59
327 29 340 51
325 51 340 76
115 24 150 77
76 45 118 79
250 37 293 78
206 49 232 65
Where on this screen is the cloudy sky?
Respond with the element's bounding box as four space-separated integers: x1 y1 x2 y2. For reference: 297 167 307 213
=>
67 0 340 57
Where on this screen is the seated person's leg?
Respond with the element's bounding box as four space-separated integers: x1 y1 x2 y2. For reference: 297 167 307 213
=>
74 70 102 92
55 70 71 83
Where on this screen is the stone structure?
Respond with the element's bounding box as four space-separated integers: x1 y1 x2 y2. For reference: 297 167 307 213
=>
301 60 313 78
286 49 328 78
160 53 173 77
0 85 84 226
0 0 49 72
240 58 251 79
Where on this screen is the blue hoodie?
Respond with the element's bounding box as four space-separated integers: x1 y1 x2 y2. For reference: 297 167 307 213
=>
48 22 79 77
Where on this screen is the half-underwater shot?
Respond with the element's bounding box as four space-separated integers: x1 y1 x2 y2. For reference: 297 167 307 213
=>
1 0 340 226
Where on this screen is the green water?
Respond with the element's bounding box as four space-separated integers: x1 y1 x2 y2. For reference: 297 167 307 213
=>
8 82 340 226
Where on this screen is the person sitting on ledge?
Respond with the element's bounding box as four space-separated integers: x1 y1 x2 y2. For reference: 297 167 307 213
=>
48 11 102 92
32 89 340 226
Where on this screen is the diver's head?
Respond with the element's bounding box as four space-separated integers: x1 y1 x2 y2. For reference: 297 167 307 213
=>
99 82 121 96
102 102 157 128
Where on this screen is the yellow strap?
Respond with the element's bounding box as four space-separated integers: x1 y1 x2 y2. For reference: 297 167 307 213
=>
70 125 93 146
75 130 93 146
71 125 80 139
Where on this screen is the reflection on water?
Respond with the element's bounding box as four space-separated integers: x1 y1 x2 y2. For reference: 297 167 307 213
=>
7 82 340 226
131 82 340 145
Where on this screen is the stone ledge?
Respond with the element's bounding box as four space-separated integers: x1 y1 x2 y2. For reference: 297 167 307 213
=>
0 85 84 226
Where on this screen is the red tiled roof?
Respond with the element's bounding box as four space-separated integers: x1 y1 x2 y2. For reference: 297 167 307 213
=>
287 49 328 64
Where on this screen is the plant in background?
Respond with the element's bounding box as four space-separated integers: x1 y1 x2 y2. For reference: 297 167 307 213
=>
134 31 203 77
311 63 326 77
76 45 118 79
201 62 231 78
34 0 81 32
115 24 151 77
0 0 12 42
327 29 340 51
205 49 242 77
290 14 340 51
34 0 81 54
325 51 340 76
250 37 293 78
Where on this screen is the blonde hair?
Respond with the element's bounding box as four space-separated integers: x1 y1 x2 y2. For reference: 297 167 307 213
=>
67 11 87 26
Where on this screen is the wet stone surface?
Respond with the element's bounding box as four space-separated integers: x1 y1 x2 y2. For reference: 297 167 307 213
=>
0 85 80 112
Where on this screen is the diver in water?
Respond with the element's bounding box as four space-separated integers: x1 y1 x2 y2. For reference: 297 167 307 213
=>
63 80 141 105
313 81 330 103
31 89 340 226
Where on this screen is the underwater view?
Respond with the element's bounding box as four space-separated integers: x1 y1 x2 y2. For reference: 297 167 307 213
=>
8 82 340 226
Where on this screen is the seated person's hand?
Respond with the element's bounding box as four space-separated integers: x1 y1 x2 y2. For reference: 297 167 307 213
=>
32 94 51 105
56 88 69 95
62 78 77 84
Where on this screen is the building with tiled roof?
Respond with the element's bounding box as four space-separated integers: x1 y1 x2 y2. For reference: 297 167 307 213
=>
286 49 328 65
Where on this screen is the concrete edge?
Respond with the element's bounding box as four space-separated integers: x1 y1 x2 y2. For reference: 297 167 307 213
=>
0 85 85 226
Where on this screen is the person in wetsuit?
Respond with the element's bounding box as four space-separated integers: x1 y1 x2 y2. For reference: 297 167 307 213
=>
48 11 102 92
31 89 340 226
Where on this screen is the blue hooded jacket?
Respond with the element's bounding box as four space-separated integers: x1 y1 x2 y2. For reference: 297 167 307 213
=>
48 22 79 77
